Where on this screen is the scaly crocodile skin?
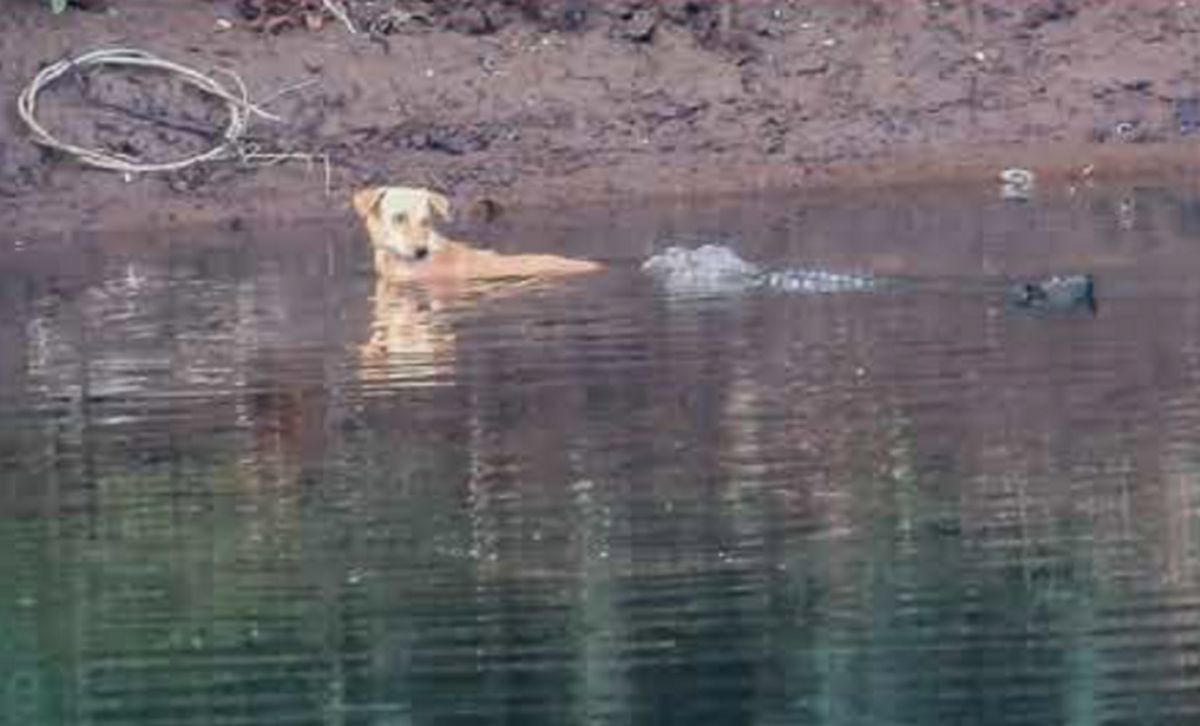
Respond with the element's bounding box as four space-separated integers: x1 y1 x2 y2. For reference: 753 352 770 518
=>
641 244 880 296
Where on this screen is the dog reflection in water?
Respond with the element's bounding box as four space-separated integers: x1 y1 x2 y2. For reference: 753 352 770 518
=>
354 186 604 383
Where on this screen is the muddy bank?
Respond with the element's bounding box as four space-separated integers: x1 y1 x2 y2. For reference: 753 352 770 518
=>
4 0 1200 237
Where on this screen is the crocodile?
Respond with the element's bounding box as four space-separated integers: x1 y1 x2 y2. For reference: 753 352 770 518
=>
641 244 882 296
642 244 1096 312
1005 274 1096 312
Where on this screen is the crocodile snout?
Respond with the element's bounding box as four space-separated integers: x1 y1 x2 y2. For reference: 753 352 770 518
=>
1007 274 1096 312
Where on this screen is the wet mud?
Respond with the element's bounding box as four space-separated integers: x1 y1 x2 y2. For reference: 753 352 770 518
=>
5 0 1200 236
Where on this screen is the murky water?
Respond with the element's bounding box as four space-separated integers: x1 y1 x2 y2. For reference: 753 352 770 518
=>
5 184 1200 725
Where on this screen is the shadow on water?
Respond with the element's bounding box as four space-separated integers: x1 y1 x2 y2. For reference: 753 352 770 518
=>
5 184 1200 724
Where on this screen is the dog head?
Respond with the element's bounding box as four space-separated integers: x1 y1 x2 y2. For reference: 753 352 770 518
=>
353 186 453 263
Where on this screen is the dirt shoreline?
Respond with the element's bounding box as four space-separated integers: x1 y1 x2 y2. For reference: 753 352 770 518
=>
5 0 1200 238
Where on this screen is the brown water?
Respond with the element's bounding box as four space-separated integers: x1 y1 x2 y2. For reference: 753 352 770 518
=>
4 185 1200 725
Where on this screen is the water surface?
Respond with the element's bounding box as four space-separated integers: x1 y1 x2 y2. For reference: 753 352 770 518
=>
4 185 1200 725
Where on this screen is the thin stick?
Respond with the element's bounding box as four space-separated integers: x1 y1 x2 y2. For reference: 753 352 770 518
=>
16 47 332 194
322 0 357 35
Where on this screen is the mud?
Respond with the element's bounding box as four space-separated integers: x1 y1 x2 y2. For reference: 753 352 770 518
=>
5 0 1200 237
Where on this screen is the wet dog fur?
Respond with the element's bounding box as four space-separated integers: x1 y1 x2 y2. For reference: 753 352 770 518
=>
353 186 602 384
352 186 603 284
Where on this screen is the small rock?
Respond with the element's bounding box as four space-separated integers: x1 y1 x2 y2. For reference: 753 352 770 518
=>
1022 0 1078 29
1176 97 1200 135
614 7 658 43
469 198 504 223
1000 168 1036 200
447 7 497 35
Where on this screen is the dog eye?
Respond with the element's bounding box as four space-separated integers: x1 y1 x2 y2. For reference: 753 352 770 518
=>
392 212 408 225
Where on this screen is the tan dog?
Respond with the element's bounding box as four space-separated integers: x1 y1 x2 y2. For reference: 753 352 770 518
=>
352 186 604 284
353 186 602 386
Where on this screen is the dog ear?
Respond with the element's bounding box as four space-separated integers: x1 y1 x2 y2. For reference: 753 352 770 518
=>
427 191 453 222
352 187 387 220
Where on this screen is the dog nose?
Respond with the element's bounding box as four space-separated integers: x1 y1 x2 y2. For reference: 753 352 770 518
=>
413 247 429 261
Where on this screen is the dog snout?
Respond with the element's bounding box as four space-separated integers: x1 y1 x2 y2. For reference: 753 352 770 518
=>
413 246 430 261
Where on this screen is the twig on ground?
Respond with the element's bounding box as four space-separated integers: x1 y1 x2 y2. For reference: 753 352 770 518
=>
16 47 332 194
322 0 357 35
